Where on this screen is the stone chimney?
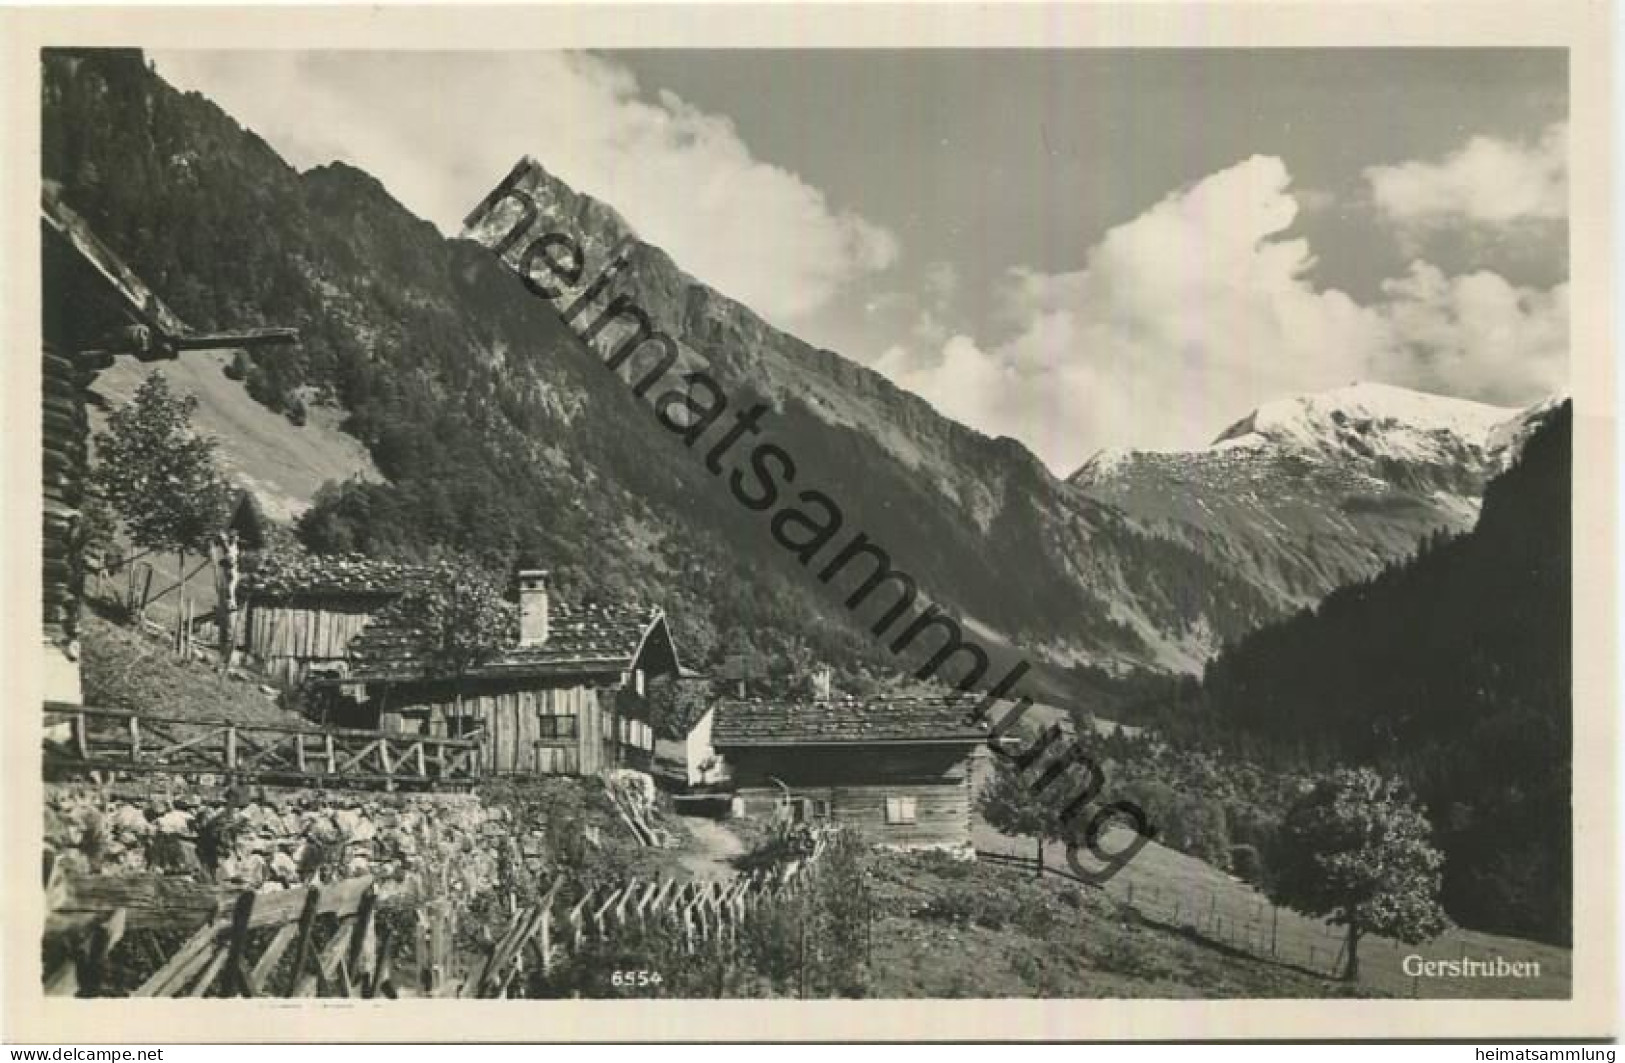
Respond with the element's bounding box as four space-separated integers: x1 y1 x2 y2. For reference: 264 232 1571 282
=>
517 569 550 647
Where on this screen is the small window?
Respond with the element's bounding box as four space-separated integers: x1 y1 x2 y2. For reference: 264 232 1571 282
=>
538 714 578 740
884 796 917 825
446 714 482 739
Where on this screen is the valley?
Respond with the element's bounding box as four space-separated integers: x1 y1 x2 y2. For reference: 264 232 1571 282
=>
36 48 1575 1005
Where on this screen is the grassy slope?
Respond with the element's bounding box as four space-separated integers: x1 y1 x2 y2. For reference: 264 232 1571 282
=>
87 349 380 523
972 821 1571 1000
865 851 1357 998
77 611 297 727
966 712 1568 999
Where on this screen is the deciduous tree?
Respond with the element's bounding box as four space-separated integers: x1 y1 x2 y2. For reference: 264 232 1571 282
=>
977 751 1088 878
398 561 515 730
1269 767 1451 980
91 372 231 622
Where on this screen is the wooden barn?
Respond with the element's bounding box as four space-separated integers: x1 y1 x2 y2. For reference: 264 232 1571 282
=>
710 696 989 849
40 187 295 702
336 570 681 778
238 554 428 686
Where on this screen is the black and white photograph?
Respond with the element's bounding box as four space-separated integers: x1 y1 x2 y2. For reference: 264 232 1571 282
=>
3 0 1617 1045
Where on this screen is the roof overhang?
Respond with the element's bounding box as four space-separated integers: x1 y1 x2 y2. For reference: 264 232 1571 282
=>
627 610 679 675
712 736 989 749
334 660 633 686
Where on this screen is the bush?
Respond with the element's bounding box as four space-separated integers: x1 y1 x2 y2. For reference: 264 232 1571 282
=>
914 877 1054 934
911 848 975 880
1229 843 1265 885
734 820 823 873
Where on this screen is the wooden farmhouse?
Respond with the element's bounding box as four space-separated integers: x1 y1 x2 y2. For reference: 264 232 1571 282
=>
341 570 679 776
243 556 682 777
710 696 989 849
40 189 295 703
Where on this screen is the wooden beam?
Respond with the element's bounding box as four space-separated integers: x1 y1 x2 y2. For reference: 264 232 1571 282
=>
150 726 229 760
49 874 374 936
74 908 127 998
370 922 397 999
286 884 323 1001
184 942 232 997
336 738 383 775
344 887 378 994
49 874 235 934
250 921 300 995
223 891 257 997
42 703 479 748
40 755 480 791
134 919 223 997
173 328 298 351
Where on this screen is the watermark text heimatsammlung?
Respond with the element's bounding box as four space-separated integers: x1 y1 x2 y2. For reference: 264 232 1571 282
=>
463 158 1154 882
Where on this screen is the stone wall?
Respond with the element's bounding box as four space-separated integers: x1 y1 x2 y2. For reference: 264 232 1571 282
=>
42 779 550 902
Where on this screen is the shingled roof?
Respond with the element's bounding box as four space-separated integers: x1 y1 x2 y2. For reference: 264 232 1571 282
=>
711 696 990 747
345 599 675 683
243 554 435 601
245 553 680 682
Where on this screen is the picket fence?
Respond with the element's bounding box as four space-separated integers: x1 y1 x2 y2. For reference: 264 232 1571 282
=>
44 834 834 999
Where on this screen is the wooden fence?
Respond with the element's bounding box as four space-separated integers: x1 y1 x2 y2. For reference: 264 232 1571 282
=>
46 870 398 998
44 703 484 789
459 843 828 998
975 844 1346 975
44 836 834 999
974 847 1094 887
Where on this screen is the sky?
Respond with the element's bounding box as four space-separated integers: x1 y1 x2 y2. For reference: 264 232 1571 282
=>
151 49 1568 474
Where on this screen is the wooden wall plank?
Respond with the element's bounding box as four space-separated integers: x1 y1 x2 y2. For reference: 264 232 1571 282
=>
727 743 980 847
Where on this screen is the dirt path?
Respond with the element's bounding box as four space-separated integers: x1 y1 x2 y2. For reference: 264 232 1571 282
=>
676 816 746 881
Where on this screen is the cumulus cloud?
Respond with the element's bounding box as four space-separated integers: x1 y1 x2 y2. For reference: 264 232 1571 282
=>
152 51 896 324
1376 263 1568 404
874 154 1567 473
1365 122 1568 231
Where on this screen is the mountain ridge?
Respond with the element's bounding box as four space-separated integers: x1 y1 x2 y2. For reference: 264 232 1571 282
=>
1068 382 1557 625
1073 381 1548 481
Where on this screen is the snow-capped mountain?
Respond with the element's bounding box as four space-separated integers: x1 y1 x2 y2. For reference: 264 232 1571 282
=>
1211 381 1515 466
1069 383 1558 626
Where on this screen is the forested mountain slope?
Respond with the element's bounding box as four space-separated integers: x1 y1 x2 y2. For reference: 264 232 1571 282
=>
1178 404 1572 943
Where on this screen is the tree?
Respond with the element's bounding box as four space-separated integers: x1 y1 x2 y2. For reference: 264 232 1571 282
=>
397 561 515 733
1269 767 1450 980
645 674 712 741
976 751 1089 878
91 372 232 622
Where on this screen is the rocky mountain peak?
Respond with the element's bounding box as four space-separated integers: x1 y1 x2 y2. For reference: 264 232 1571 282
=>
1066 383 1556 641
1211 381 1519 460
